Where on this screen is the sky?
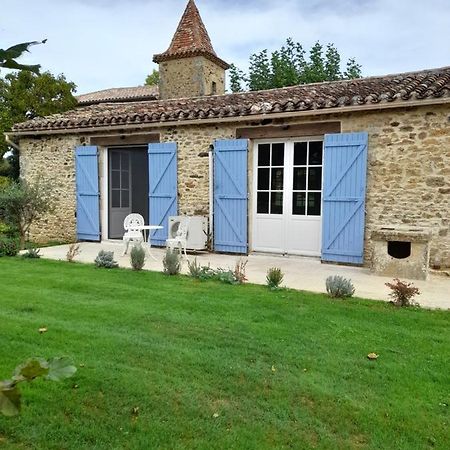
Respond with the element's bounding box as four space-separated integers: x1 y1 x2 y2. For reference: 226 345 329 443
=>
2 0 450 95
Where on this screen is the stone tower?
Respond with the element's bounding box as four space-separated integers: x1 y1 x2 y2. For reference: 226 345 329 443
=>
153 0 229 100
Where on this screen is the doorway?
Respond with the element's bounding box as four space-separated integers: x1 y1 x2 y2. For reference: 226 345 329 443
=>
252 139 323 256
108 147 148 239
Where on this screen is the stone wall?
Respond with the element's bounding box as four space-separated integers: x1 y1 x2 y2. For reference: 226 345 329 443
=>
18 103 450 267
158 56 225 99
19 135 83 243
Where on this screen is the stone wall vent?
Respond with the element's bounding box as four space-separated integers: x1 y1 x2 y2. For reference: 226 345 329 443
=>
387 241 411 259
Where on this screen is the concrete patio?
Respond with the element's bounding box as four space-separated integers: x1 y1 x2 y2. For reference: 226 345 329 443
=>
37 242 450 310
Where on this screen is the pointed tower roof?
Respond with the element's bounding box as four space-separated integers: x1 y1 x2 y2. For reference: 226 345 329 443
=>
153 0 229 69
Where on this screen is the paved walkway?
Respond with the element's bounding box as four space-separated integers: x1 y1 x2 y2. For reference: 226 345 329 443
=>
38 242 450 310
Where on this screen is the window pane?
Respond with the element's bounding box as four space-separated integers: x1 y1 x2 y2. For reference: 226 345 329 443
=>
121 153 130 170
271 143 284 166
307 192 321 216
111 189 120 208
257 192 269 213
111 170 120 189
111 152 120 170
293 167 306 190
309 141 323 165
292 192 306 215
258 144 270 166
270 192 283 214
257 168 270 190
308 167 322 190
121 190 130 208
294 142 307 165
271 168 284 190
121 170 129 189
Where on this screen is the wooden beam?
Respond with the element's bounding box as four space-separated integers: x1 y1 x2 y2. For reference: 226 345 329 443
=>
236 122 341 139
89 133 160 146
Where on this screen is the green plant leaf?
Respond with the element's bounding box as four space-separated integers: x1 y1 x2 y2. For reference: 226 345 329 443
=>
0 381 21 416
13 358 49 382
46 357 77 381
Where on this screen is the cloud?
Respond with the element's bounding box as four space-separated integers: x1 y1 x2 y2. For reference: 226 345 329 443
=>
2 0 449 94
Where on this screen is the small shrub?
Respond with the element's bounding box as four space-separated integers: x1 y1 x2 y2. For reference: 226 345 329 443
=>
0 236 20 257
66 243 81 262
94 250 118 269
326 275 355 298
233 258 248 284
385 278 420 307
266 267 284 289
215 268 238 284
187 257 202 278
22 245 41 259
0 221 17 237
130 244 146 271
163 248 181 275
0 176 10 189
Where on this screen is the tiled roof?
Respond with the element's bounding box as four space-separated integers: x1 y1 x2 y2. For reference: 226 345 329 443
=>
153 0 229 69
12 67 450 133
77 86 158 105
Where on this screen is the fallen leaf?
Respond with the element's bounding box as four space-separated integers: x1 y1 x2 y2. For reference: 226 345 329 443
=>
213 413 219 418
38 327 47 334
367 353 379 360
271 365 276 372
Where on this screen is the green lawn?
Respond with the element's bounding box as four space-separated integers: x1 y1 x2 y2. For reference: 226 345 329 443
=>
0 258 449 450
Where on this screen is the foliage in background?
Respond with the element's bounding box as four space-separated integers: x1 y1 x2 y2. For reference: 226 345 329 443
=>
325 275 355 298
144 69 159 86
0 70 77 178
94 250 118 269
187 257 245 285
66 243 81 263
0 236 20 257
0 357 76 417
0 40 46 74
0 179 54 248
229 38 362 92
386 278 421 307
266 267 284 290
163 248 181 275
130 244 146 271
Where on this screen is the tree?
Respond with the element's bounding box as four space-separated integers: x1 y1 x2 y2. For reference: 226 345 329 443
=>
0 71 77 178
229 38 362 92
0 40 46 74
145 69 159 86
0 179 54 248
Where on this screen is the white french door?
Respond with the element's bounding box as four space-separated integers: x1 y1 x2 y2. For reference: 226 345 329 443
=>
252 139 323 256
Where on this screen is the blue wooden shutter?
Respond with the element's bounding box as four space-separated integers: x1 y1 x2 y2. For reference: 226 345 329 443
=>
75 146 100 241
322 132 368 264
214 139 248 253
148 142 177 246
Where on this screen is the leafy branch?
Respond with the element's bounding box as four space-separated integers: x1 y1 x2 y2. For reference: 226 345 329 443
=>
0 40 47 74
0 357 76 416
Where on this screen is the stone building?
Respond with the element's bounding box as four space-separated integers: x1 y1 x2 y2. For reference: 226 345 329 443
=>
7 0 450 270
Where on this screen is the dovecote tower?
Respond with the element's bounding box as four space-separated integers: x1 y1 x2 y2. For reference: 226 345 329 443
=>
153 0 229 100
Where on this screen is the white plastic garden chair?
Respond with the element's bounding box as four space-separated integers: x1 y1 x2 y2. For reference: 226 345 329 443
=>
166 217 190 258
122 213 145 255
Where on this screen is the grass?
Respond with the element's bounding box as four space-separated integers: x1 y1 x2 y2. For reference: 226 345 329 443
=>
0 258 449 450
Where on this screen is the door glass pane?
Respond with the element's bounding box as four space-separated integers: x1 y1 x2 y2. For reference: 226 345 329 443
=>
121 153 130 170
270 192 283 214
121 170 129 189
111 152 120 170
293 167 306 190
121 190 130 208
257 168 270 190
271 168 284 190
292 192 306 215
294 142 307 165
257 192 269 213
258 144 270 166
308 167 322 190
111 189 120 208
307 192 321 216
271 143 284 166
111 170 120 189
309 142 323 165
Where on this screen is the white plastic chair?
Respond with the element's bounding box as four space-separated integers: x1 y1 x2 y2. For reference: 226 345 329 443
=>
123 213 145 255
166 217 190 257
